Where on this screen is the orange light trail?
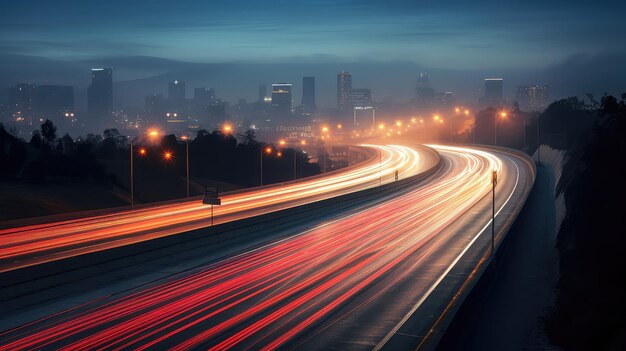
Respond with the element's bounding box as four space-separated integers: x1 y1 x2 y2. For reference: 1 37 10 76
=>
0 146 534 351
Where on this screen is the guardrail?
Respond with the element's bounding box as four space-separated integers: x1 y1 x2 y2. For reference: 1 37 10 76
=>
0 146 441 313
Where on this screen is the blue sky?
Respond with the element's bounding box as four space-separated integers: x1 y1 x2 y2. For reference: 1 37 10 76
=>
2 0 624 70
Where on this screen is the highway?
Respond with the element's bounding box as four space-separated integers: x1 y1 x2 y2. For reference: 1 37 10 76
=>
0 145 436 273
0 145 535 350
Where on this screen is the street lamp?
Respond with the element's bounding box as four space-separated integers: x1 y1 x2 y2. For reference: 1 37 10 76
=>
495 111 507 146
180 135 190 197
260 146 272 186
491 169 498 256
129 129 160 208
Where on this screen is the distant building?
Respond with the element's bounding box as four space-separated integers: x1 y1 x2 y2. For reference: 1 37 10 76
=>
7 83 37 120
416 72 435 107
271 83 292 118
516 85 550 111
208 102 227 124
194 87 215 106
145 94 166 121
301 77 316 113
168 80 186 110
87 68 113 122
479 78 504 108
348 88 374 126
434 91 456 107
337 71 352 111
347 88 372 108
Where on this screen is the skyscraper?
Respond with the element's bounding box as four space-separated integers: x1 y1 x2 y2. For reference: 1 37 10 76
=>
87 68 113 122
271 83 292 118
480 78 504 107
416 72 435 107
337 71 352 111
347 88 372 108
168 80 186 110
194 87 215 105
301 76 316 112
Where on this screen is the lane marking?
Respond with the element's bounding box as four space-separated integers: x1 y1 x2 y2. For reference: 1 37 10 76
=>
373 150 522 351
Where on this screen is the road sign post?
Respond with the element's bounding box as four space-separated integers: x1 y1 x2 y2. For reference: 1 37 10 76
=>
203 187 222 225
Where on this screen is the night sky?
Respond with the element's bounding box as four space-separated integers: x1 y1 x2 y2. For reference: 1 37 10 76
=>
2 0 625 105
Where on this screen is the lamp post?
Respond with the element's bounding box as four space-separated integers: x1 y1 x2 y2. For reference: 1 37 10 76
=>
491 169 498 256
261 146 272 186
129 130 159 208
181 135 190 197
495 111 507 146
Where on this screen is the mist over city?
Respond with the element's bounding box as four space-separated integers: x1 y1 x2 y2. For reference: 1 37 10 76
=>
1 1 625 350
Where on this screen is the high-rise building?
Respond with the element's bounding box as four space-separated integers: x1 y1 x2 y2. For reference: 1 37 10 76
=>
271 83 292 118
145 94 166 120
301 76 316 112
416 72 435 107
168 80 186 110
258 84 267 102
337 71 352 111
479 78 504 108
516 85 550 111
347 88 372 108
87 68 113 122
194 87 215 105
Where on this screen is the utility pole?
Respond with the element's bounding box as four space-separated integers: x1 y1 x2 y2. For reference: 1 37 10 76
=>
491 170 498 256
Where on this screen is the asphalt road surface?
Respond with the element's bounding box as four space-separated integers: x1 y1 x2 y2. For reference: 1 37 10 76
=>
0 145 535 351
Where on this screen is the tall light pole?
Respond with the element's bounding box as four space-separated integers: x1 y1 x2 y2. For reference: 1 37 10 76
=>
129 130 159 208
491 169 498 256
495 111 507 146
261 146 272 186
181 135 190 197
130 136 138 209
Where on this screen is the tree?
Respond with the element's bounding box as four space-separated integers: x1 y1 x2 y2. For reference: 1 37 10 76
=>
240 128 258 146
40 119 57 149
30 130 43 148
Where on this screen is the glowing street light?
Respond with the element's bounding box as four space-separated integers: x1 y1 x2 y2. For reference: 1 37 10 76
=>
433 114 440 121
164 151 173 160
260 146 273 186
395 121 402 127
279 139 286 147
495 110 508 146
130 129 162 208
148 129 160 138
222 124 233 134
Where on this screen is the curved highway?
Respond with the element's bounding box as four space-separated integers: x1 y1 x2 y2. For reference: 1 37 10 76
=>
0 145 437 273
0 145 535 351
